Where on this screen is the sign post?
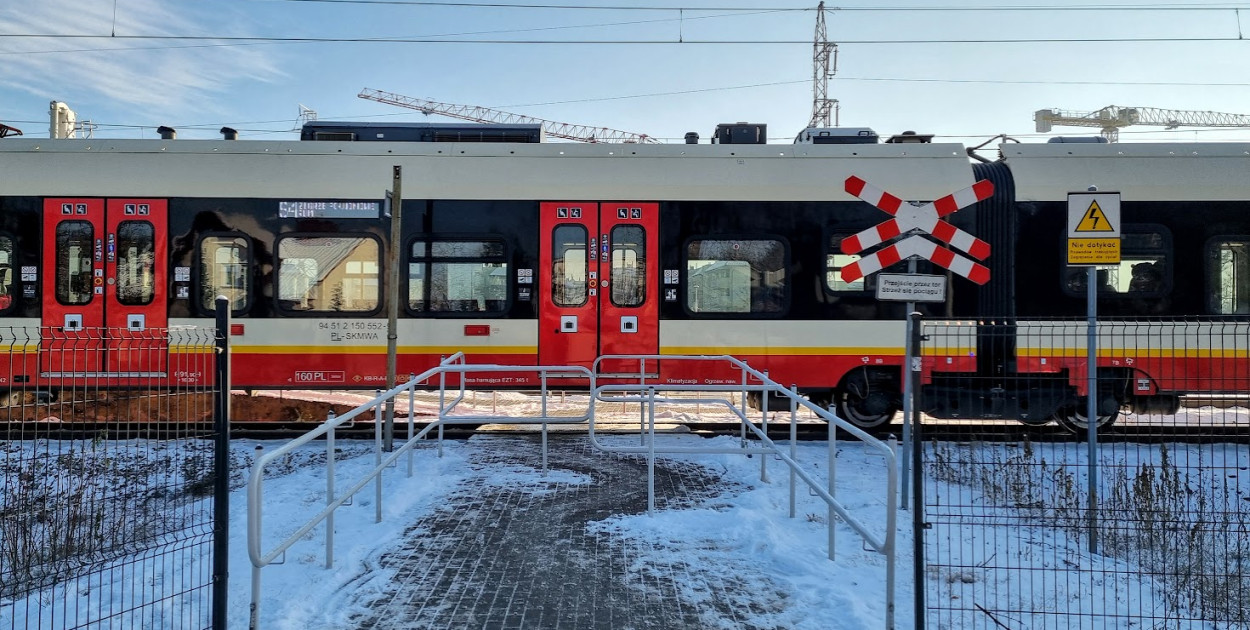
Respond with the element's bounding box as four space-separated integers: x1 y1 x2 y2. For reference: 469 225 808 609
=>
1067 188 1120 556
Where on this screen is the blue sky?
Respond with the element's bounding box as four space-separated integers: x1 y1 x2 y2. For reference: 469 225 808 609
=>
2 0 1250 142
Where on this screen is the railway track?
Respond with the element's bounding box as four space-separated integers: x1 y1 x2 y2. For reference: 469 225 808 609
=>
3 389 1245 442
3 418 1245 443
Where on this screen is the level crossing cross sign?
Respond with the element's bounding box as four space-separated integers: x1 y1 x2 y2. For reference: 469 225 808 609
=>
839 176 995 285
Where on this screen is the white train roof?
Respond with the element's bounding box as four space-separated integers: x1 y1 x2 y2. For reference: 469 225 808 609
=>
1002 142 1250 202
0 138 974 202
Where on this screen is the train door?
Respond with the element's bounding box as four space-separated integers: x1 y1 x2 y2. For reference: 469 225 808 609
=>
41 199 168 377
539 202 659 370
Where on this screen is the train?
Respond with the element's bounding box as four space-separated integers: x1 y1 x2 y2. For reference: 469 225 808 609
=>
0 121 1246 431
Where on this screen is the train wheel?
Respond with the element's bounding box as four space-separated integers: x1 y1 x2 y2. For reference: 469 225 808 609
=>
746 391 795 412
1052 397 1119 434
835 386 898 431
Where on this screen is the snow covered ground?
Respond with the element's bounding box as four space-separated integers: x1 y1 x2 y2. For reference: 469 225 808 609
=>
3 429 1247 629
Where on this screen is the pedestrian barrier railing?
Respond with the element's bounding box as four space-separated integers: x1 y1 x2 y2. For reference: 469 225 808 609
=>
245 354 591 630
247 353 898 630
591 354 899 630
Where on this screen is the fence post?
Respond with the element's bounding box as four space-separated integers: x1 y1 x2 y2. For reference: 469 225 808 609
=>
1086 267 1100 555
212 296 231 630
909 311 925 630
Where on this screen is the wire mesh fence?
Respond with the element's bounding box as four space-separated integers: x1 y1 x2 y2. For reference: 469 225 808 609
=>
920 317 1250 629
1 326 222 630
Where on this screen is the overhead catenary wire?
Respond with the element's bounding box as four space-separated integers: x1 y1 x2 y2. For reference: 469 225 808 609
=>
2 34 1247 44
0 8 790 56
252 0 1250 11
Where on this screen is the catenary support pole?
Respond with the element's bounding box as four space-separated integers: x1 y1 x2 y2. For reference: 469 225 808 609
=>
384 165 403 452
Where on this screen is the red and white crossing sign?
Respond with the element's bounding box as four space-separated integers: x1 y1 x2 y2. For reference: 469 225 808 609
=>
839 176 994 285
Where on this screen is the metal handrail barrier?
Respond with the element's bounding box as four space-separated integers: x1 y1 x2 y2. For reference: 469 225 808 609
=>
247 356 593 629
431 363 594 470
246 353 465 630
589 354 898 630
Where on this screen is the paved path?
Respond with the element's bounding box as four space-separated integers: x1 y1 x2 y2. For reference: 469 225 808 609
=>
346 434 790 629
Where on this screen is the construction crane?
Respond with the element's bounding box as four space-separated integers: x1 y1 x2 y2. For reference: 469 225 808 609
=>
359 88 660 144
807 1 839 129
1035 105 1250 142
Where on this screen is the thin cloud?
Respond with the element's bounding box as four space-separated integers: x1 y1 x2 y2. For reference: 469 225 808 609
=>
0 0 284 117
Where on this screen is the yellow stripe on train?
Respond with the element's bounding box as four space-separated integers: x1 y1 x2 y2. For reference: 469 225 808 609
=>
231 345 538 355
661 346 906 356
1018 347 1250 359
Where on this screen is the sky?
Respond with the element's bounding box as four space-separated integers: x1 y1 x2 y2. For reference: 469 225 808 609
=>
3 0 1250 143
4 407 1247 628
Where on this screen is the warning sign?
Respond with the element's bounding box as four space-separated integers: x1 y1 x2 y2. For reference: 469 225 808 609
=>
1067 192 1120 239
1074 200 1115 232
1067 238 1121 265
1067 191 1122 265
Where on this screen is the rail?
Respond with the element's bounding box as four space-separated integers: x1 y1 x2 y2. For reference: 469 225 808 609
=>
590 354 899 629
245 354 591 629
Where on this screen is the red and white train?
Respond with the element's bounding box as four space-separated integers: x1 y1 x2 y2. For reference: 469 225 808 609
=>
0 122 1246 429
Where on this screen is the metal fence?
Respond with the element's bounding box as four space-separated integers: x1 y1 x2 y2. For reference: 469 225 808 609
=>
919 317 1250 629
1 321 227 630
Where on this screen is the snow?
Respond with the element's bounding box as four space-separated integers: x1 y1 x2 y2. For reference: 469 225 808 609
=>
3 430 1247 629
236 433 906 630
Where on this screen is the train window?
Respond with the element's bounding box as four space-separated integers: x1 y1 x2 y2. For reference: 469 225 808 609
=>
277 236 379 312
552 226 588 307
55 221 94 306
686 239 786 314
199 236 250 312
408 238 508 313
115 221 155 306
0 235 12 311
826 235 866 292
1208 237 1250 314
1062 227 1171 297
610 225 646 307
823 234 931 294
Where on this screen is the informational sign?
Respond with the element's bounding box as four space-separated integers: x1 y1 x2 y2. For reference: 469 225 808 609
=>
875 273 947 302
1067 192 1121 265
279 201 380 219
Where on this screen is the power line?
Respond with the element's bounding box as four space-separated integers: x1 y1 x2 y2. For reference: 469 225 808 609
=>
252 0 1250 11
0 8 788 56
1 34 1245 44
253 0 810 9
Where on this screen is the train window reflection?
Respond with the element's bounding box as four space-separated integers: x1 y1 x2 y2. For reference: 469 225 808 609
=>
0 236 13 311
826 235 865 292
1062 227 1170 298
610 225 645 307
200 236 250 312
1210 238 1250 314
552 226 588 307
277 236 379 312
56 221 94 306
408 238 508 313
686 239 786 314
115 221 155 306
